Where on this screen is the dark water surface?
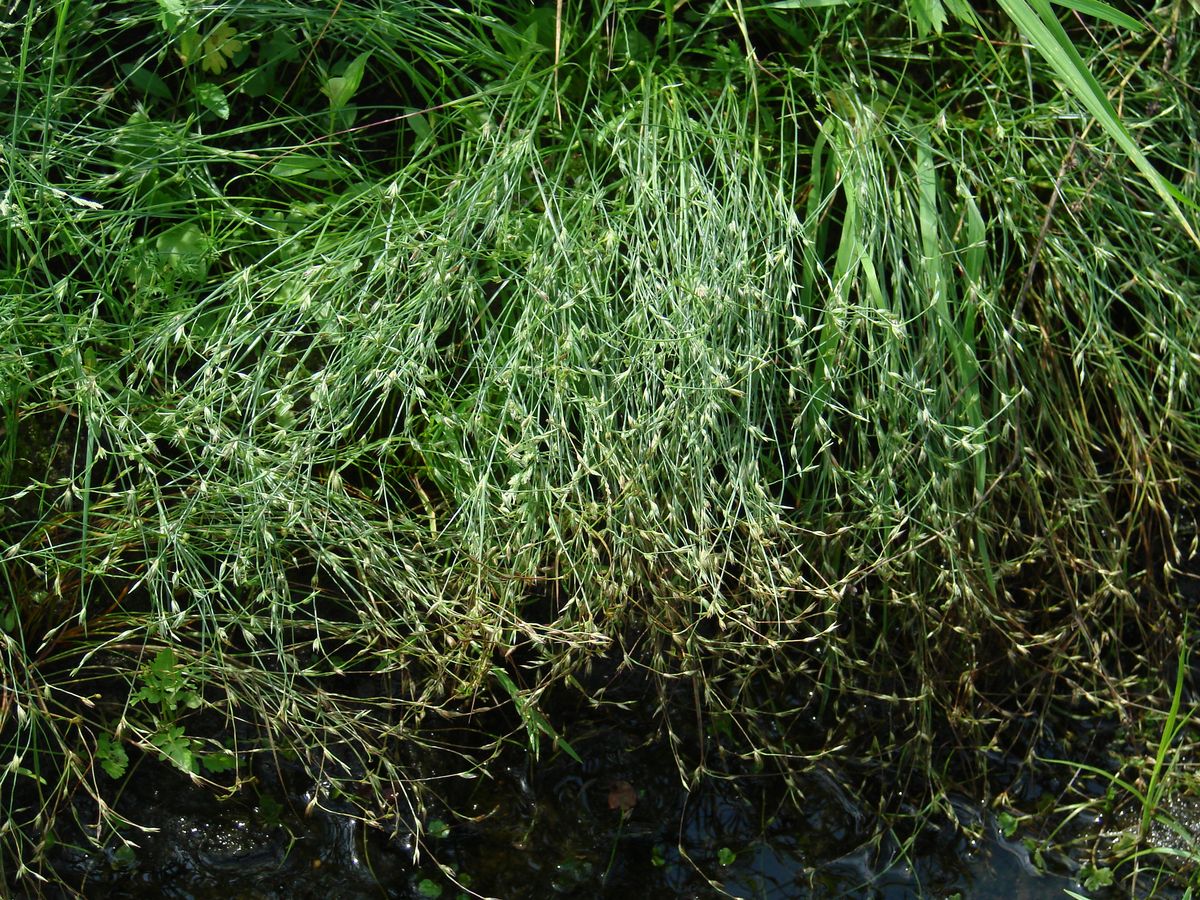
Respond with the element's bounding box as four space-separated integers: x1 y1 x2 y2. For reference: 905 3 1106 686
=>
45 695 1087 900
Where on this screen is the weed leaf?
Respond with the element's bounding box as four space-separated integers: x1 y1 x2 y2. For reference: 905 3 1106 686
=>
323 52 371 112
192 81 229 119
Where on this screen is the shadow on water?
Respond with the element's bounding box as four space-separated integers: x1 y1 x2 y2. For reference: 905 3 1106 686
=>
413 708 1078 900
42 686 1083 900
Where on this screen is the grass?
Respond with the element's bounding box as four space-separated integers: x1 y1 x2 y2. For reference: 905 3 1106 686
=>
2 0 1199 893
1040 623 1200 894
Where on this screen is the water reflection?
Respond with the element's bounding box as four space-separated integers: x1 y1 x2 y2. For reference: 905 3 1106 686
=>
47 703 1083 899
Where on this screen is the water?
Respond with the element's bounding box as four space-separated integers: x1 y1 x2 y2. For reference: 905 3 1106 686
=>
43 693 1086 899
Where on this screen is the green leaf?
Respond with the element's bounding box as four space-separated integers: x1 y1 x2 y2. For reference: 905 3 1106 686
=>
155 0 189 33
265 27 301 64
426 818 450 839
1049 0 1144 31
177 28 201 65
132 685 158 705
151 725 196 772
768 0 970 29
199 23 243 74
270 155 343 181
155 224 207 266
718 846 736 866
201 751 236 773
1082 865 1115 891
997 810 1019 838
491 667 519 699
1110 830 1138 856
995 0 1199 248
957 181 986 290
192 81 229 120
323 52 371 112
121 63 172 101
491 667 582 763
406 108 433 148
149 647 178 676
493 7 557 59
942 0 979 26
909 0 948 35
244 27 299 98
322 76 353 111
417 878 443 899
552 733 583 765
766 0 854 7
97 734 129 779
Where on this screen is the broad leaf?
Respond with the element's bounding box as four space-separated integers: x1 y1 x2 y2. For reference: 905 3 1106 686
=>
323 52 371 112
155 0 189 33
192 81 229 120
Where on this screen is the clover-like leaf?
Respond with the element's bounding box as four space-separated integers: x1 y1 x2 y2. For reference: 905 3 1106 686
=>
1082 866 1115 891
152 725 196 772
201 751 236 774
97 734 129 779
201 23 243 74
156 0 190 33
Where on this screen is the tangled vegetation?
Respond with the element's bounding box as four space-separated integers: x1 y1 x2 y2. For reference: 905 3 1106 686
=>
2 0 1198 894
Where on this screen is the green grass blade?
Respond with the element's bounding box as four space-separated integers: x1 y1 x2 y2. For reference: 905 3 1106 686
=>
1141 623 1189 838
765 0 856 8
996 0 1200 247
1049 0 1144 33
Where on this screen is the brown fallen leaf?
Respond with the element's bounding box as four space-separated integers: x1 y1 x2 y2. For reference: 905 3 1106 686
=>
607 779 637 814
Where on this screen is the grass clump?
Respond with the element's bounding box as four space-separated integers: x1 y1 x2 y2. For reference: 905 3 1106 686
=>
2 0 1199 893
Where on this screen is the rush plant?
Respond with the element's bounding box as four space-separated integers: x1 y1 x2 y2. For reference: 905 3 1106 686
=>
2 0 1198 893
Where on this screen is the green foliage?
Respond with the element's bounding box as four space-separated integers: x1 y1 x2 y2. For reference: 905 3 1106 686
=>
1141 628 1193 840
133 649 201 716
201 749 236 774
492 668 582 764
907 0 954 35
110 843 137 870
322 51 371 129
2 0 1199 893
154 0 190 34
191 81 230 119
1040 631 1200 890
997 811 1019 839
128 647 224 775
994 0 1198 246
149 724 196 773
1081 864 1115 891
96 734 129 780
417 878 443 898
